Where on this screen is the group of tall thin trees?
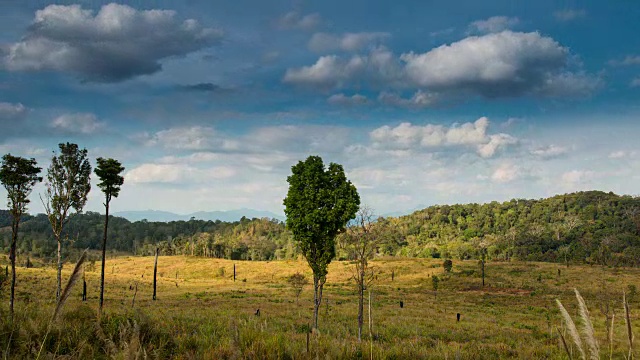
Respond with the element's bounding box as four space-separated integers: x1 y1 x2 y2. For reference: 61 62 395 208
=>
0 143 124 319
284 155 381 340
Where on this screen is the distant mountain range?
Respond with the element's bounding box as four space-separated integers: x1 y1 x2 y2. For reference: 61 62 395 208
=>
113 208 285 223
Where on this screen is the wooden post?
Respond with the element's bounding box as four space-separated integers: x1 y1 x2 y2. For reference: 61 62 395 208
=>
391 269 394 281
306 326 310 353
132 283 138 307
153 247 158 301
82 267 87 301
233 263 236 282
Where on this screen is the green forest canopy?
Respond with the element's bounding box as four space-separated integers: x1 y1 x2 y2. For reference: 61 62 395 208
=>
1 191 639 266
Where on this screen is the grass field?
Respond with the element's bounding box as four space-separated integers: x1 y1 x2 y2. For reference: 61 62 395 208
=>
1 255 638 359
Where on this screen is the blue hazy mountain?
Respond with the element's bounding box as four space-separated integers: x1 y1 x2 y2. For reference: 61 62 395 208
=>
113 208 284 223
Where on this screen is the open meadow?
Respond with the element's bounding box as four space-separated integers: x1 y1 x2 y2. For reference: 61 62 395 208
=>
1 255 639 359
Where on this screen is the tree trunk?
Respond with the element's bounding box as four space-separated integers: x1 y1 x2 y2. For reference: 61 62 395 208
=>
9 216 20 320
153 247 158 301
56 235 62 302
99 199 110 313
358 269 364 342
313 274 326 330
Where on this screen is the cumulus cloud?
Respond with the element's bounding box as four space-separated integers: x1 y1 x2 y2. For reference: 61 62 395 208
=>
125 163 236 184
283 47 401 89
51 113 104 134
327 93 369 106
277 11 321 30
609 55 640 66
468 16 519 33
370 117 516 157
553 9 587 21
142 126 239 151
491 163 522 183
377 91 438 108
0 102 28 120
308 32 390 53
285 31 597 98
561 170 593 184
477 133 518 158
2 3 223 82
530 144 568 159
402 31 571 97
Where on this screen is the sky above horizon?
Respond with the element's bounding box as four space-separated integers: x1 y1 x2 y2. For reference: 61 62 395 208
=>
0 0 639 217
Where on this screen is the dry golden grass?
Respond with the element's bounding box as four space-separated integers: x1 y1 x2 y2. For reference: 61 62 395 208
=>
2 255 639 359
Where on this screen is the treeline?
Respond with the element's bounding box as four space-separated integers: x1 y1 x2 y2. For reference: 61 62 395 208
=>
376 191 640 266
0 212 296 261
2 191 640 266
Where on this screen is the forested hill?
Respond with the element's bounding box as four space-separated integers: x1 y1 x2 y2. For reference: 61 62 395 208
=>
377 191 640 266
1 191 640 266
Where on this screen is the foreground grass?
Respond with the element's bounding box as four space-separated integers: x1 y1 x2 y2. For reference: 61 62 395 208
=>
1 255 638 359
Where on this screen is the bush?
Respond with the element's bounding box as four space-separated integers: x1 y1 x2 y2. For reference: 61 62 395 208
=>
443 259 453 273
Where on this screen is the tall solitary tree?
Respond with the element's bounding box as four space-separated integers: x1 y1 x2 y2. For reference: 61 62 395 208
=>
0 154 42 319
341 206 381 341
94 157 125 314
42 143 91 301
283 155 360 330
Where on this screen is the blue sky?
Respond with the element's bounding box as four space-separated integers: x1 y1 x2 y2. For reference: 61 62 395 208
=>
0 0 639 217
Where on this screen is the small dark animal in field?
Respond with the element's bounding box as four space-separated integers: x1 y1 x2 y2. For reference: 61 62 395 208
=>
255 309 260 316
457 313 461 322
400 301 403 308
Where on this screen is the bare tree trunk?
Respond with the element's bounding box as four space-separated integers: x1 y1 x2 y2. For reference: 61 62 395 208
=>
153 247 158 301
99 199 110 313
358 269 364 342
313 274 326 330
9 216 20 320
56 235 62 302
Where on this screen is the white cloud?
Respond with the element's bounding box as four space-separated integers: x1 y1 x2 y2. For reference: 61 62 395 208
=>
609 151 637 159
126 163 236 184
491 163 522 183
143 126 239 151
469 16 519 33
370 117 517 157
2 3 223 82
0 102 28 120
561 170 593 184
282 47 401 89
308 32 390 53
609 55 640 66
553 9 587 21
530 144 568 159
402 31 570 96
285 31 597 98
327 93 369 106
277 11 321 31
377 91 438 108
51 113 104 134
477 133 518 158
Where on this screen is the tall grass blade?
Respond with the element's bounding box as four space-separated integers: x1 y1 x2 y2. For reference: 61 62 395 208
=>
36 249 88 360
574 289 599 359
52 250 87 323
558 327 573 360
557 298 586 360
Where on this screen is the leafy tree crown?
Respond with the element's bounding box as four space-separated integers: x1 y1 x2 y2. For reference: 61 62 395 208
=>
283 155 360 276
0 154 42 216
94 157 125 201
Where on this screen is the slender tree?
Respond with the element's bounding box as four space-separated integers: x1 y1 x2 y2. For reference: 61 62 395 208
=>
283 155 360 330
94 157 125 313
41 143 91 301
0 154 42 319
341 206 381 341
